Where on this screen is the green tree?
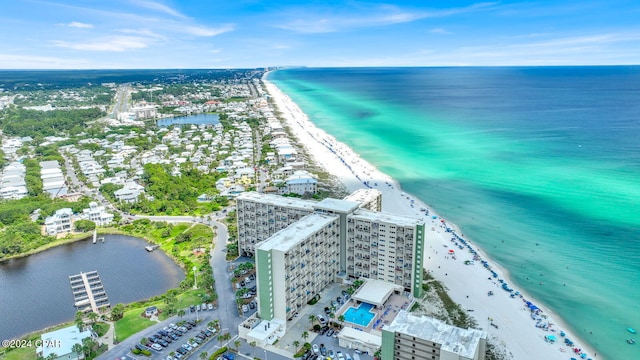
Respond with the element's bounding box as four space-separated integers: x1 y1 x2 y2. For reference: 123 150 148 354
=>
293 340 300 351
111 303 125 321
301 331 309 342
308 314 317 327
74 219 96 232
72 343 83 359
338 315 345 323
178 309 186 318
75 311 84 331
233 340 241 353
199 351 208 360
87 311 98 325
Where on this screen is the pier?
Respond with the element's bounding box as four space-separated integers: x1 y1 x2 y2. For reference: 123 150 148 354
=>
69 270 110 313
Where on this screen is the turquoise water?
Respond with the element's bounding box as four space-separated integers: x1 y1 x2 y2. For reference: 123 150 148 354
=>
344 303 376 327
269 67 640 359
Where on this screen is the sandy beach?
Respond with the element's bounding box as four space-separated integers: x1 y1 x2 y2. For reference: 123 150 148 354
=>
263 77 600 360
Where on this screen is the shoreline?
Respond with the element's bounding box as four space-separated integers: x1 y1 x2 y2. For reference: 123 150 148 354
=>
0 231 100 263
263 75 601 360
1 228 192 342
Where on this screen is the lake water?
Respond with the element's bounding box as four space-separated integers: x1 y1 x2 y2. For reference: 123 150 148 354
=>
156 113 220 127
0 235 184 341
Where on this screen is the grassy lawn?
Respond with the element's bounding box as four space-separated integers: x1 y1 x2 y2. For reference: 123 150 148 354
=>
93 322 110 337
176 288 212 309
2 346 35 360
115 307 158 341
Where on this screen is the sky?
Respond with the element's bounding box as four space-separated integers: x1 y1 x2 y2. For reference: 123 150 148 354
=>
1 0 639 69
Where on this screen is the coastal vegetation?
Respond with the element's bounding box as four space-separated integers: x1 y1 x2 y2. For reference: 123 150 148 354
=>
0 196 94 260
0 107 105 137
105 219 217 341
118 163 229 216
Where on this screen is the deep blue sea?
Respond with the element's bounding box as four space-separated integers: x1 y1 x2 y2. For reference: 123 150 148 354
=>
269 67 640 360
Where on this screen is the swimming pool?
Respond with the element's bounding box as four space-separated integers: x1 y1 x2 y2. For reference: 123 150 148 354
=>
343 302 375 327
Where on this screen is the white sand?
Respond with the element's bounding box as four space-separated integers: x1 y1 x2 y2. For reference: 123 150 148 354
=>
264 77 600 360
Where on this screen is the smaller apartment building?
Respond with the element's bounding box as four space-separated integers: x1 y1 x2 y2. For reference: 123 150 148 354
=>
256 213 341 321
382 311 487 360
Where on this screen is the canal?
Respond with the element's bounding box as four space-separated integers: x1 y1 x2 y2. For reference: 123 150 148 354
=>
0 235 184 341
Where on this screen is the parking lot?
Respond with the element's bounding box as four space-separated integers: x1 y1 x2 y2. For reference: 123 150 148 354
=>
270 283 375 360
108 303 226 360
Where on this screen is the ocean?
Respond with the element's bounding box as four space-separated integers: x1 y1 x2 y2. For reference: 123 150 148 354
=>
268 67 640 359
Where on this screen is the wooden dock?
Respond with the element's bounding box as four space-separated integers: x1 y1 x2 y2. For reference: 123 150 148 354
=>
69 270 110 313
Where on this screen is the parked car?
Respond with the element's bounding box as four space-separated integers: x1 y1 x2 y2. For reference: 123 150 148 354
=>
151 343 162 351
202 302 207 310
207 303 213 310
320 346 327 356
190 305 195 312
242 304 249 313
336 351 345 360
249 301 255 309
181 343 192 351
312 344 320 354
196 304 201 311
326 329 334 337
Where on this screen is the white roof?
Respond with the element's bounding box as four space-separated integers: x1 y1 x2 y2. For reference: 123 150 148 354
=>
37 325 92 358
237 192 314 211
338 327 382 347
351 209 424 228
246 318 285 341
315 198 360 214
257 213 338 252
384 311 487 359
352 279 402 307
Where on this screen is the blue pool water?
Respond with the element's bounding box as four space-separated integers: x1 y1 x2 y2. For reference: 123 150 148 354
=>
343 302 375 327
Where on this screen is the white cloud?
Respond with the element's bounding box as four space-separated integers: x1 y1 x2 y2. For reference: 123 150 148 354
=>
118 28 167 40
429 28 451 34
275 2 498 33
67 21 94 29
51 36 151 51
0 53 92 69
180 24 234 37
131 0 187 19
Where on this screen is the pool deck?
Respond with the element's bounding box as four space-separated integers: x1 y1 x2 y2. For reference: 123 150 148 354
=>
338 293 412 334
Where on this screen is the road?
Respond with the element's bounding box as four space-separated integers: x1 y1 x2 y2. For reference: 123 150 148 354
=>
96 212 289 360
108 85 131 119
